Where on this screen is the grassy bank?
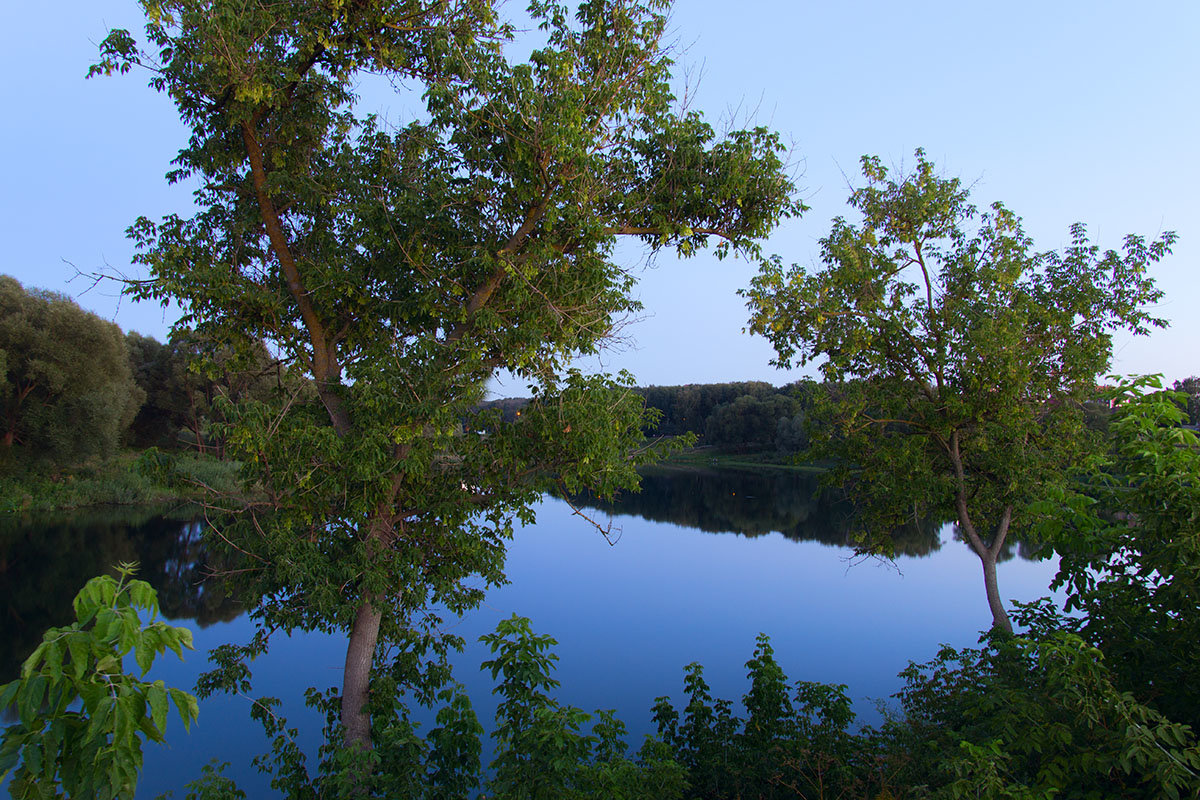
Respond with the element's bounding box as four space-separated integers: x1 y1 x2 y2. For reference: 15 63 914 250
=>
657 446 827 473
0 452 244 513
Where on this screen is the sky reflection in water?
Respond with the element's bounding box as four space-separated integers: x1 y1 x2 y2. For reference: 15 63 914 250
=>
1 474 1063 798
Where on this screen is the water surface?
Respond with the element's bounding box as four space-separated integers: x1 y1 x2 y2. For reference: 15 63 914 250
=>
0 469 1061 797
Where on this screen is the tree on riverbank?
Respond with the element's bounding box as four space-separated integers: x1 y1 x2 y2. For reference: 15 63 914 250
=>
92 0 798 778
744 151 1173 634
0 275 142 465
128 329 285 454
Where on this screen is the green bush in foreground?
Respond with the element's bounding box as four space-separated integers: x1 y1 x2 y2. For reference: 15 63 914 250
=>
0 565 198 800
6 605 1200 799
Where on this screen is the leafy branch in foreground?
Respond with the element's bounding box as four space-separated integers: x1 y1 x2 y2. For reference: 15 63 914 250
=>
0 564 198 800
1035 375 1200 729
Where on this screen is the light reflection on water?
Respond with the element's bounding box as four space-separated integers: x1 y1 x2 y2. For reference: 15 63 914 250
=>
1 480 1063 799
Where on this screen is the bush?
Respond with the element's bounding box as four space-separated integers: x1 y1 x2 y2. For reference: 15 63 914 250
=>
0 565 198 800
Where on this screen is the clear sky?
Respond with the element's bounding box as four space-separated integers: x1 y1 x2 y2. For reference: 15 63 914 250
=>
3 1 1197 388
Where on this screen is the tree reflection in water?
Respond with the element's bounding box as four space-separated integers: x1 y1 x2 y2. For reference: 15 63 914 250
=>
2 470 1046 684
565 466 1044 562
0 506 240 681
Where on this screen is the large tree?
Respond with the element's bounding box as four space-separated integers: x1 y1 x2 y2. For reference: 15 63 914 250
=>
744 151 1172 634
0 275 142 464
93 0 798 765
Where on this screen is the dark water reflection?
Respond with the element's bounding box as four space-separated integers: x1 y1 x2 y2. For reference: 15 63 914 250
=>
569 466 1043 561
0 506 240 682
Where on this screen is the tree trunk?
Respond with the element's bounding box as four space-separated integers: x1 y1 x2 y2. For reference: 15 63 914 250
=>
949 435 1015 635
341 597 384 750
980 552 1013 636
242 117 384 754
5 383 33 447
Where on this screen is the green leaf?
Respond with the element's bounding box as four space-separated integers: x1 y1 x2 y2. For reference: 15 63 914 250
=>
43 639 64 681
92 607 117 642
20 642 48 677
148 681 168 736
175 625 194 652
169 688 199 732
16 674 47 729
0 731 23 777
114 691 139 747
79 680 106 714
128 580 156 614
0 679 19 711
67 633 91 681
134 637 154 676
84 694 115 747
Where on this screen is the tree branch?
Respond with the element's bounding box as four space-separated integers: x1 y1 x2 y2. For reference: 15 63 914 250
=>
240 118 352 436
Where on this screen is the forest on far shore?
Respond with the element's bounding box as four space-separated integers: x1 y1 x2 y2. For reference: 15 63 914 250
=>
6 272 1200 479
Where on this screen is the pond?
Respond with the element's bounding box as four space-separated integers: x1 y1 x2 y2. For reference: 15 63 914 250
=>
0 467 1062 798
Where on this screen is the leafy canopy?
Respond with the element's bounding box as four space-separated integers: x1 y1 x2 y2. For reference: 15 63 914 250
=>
91 0 800 764
0 275 143 465
744 149 1172 546
1035 376 1200 730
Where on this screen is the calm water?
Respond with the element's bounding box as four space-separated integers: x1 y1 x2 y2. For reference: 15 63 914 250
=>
1 468 1061 798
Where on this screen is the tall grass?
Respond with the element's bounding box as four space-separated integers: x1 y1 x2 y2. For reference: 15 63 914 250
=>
0 451 243 512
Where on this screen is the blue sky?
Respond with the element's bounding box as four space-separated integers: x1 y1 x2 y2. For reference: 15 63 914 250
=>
3 1 1197 388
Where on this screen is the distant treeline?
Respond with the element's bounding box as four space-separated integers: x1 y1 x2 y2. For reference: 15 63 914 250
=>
487 374 1200 459
636 381 815 452
483 381 819 455
5 273 1199 472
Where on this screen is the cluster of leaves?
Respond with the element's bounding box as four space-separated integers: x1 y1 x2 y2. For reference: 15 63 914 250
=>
1171 376 1200 426
0 565 198 800
480 615 687 799
183 614 687 800
126 329 293 456
890 621 1200 799
648 627 1200 800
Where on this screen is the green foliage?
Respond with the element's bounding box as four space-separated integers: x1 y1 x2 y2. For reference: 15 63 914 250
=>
653 634 895 800
703 394 800 451
479 615 687 800
190 614 685 799
0 275 143 466
1035 375 1200 729
1172 375 1200 424
127 329 291 454
636 382 791 438
743 150 1174 632
891 626 1200 799
178 761 248 800
0 565 198 800
94 0 798 756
